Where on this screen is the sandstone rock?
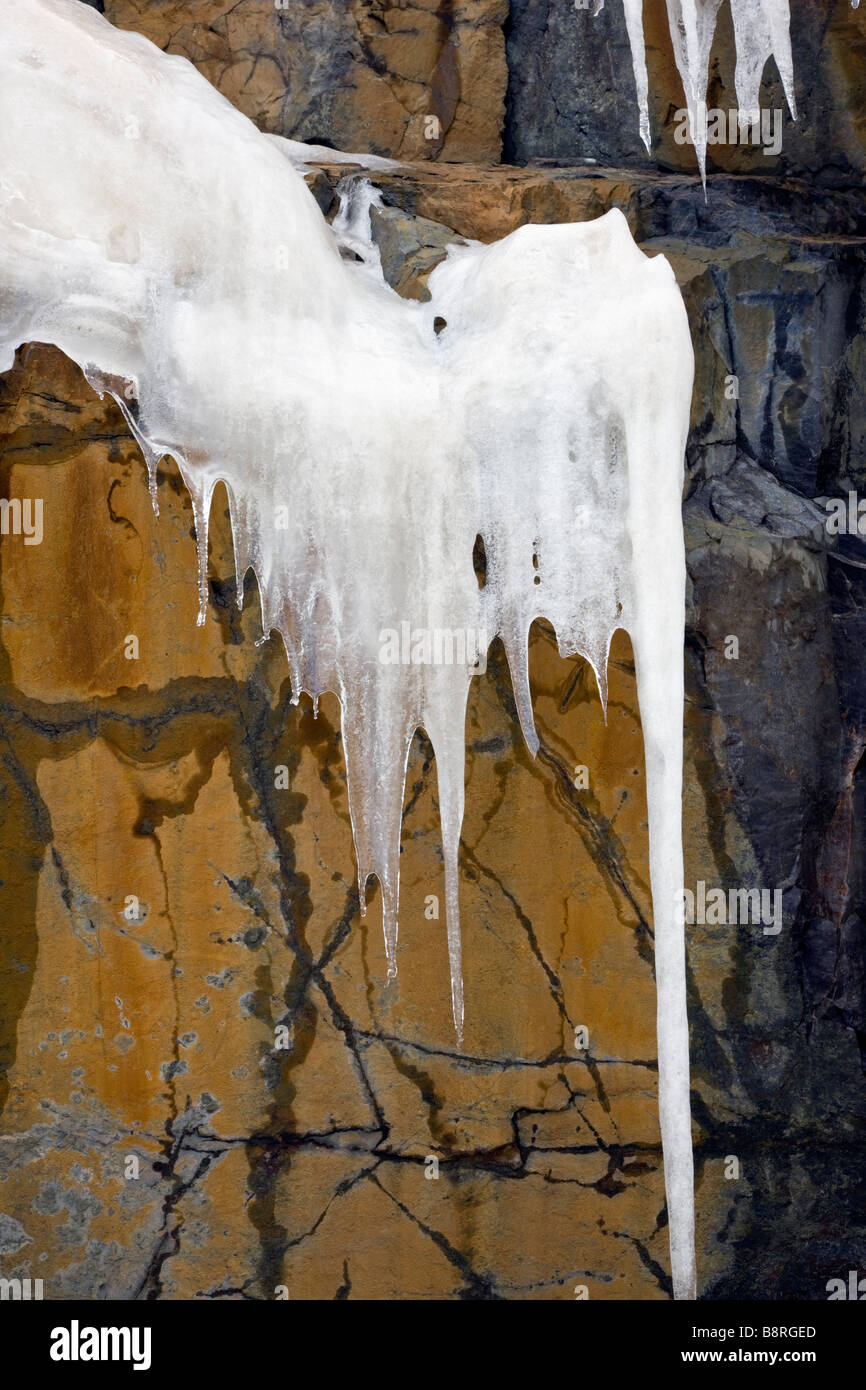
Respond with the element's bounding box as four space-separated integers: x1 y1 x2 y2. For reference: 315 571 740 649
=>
102 0 508 162
369 202 466 297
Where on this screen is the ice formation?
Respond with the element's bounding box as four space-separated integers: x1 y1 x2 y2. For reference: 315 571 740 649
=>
600 0 859 182
0 0 695 1297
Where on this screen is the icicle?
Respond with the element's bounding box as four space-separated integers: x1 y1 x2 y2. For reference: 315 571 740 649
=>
181 472 213 627
665 0 723 188
729 0 796 124
623 0 652 154
624 351 695 1304
423 685 472 1045
502 633 541 757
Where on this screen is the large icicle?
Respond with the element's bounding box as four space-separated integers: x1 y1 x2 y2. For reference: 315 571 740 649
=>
0 0 696 1296
624 365 695 1304
623 0 653 154
729 0 797 125
665 0 725 185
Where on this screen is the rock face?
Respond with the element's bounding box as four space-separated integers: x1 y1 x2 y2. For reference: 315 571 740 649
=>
99 0 508 162
0 0 864 1301
506 0 866 183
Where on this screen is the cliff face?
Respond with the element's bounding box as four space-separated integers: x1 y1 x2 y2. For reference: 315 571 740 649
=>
98 0 509 161
506 0 866 182
0 0 864 1300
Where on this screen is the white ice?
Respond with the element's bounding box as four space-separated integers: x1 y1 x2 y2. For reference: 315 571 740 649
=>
0 0 696 1298
267 134 403 174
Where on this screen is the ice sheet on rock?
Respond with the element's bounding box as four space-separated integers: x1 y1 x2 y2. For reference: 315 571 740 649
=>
268 134 403 174
0 0 696 1298
331 177 388 274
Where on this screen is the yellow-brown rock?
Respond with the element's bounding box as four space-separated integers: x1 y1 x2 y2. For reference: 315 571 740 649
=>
103 0 508 162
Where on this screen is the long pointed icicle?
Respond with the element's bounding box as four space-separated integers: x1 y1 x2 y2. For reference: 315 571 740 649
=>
625 397 695 1302
622 0 652 153
666 0 723 188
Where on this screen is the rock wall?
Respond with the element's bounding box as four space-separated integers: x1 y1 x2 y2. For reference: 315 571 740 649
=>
1 0 864 1300
98 0 508 161
506 0 866 182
